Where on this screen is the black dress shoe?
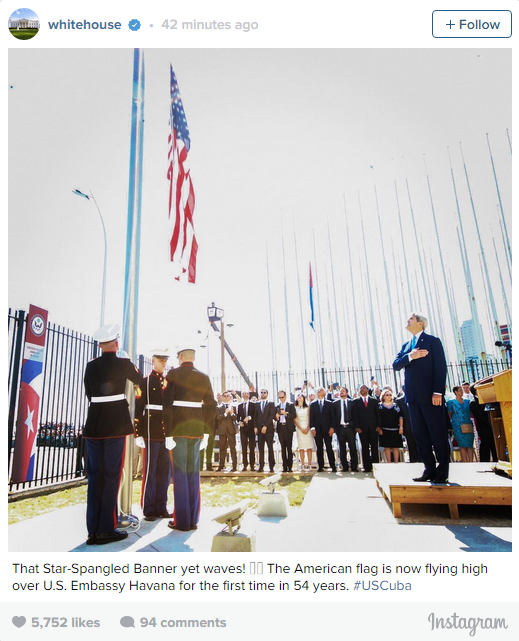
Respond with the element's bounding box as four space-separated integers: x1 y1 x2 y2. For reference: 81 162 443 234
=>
432 478 449 485
242 467 248 472
86 534 97 545
95 530 128 545
190 525 198 530
317 468 324 472
413 473 434 482
144 515 156 522
206 466 214 472
258 467 264 473
231 467 237 472
155 511 174 519
168 522 190 532
269 468 275 473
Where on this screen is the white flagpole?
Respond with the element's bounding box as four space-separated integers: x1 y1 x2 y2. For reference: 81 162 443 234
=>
374 185 398 354
326 218 343 369
448 147 486 360
486 133 511 266
292 218 308 373
358 193 380 365
424 160 464 361
394 181 413 311
459 143 503 352
343 196 362 367
265 245 277 371
120 48 145 523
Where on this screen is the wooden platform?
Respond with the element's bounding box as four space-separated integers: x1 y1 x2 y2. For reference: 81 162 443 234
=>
373 462 512 519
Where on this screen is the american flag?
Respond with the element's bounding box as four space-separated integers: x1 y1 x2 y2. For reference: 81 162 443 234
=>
167 66 198 283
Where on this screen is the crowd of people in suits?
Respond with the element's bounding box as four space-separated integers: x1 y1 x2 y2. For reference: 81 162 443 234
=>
207 374 496 474
205 381 419 474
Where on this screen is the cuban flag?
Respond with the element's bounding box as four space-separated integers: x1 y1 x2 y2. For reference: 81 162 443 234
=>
309 262 315 330
11 306 48 483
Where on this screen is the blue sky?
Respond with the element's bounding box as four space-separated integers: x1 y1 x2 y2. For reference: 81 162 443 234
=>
10 8 39 21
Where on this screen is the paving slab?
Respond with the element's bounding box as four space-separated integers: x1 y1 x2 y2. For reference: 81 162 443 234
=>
8 469 511 553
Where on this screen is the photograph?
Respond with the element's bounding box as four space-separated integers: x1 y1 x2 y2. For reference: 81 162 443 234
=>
8 47 512 553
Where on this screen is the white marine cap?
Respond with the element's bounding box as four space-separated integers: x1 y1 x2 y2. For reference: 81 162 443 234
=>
150 349 170 359
177 346 196 356
93 323 120 343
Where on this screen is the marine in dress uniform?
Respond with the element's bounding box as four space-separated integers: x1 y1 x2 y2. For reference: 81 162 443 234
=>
83 324 142 545
163 347 217 532
134 351 173 521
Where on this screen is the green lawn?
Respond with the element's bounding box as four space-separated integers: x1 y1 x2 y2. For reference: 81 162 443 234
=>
8 476 311 524
9 29 39 40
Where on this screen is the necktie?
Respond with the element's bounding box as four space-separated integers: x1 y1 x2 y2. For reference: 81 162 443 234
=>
261 401 265 412
343 400 346 423
364 397 368 408
320 400 323 412
411 335 417 349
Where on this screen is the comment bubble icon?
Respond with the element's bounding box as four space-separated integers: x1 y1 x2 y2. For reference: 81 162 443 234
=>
120 616 135 628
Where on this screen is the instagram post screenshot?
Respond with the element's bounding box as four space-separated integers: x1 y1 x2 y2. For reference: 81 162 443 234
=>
2 0 515 638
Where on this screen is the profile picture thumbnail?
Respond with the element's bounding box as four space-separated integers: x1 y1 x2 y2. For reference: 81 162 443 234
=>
8 8 40 40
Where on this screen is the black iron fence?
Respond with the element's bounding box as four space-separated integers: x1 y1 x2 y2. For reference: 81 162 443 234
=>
8 309 98 493
207 359 509 398
7 308 510 492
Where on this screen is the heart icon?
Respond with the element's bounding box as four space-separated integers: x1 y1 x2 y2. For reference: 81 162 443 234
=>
13 616 26 628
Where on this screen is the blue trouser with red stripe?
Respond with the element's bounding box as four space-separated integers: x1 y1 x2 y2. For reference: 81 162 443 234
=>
141 440 171 517
85 437 126 535
172 437 200 530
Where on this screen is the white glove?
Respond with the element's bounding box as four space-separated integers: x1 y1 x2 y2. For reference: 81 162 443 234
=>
135 437 145 449
200 434 209 451
165 437 176 450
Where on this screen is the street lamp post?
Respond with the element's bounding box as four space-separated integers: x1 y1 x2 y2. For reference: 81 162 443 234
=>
207 303 225 392
72 189 108 326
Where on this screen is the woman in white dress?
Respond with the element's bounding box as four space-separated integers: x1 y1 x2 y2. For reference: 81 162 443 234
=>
293 394 314 470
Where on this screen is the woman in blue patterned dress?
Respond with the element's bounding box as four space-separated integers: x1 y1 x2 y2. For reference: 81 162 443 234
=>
446 386 474 462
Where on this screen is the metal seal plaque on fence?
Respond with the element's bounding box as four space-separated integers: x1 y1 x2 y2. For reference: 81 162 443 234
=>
11 304 49 483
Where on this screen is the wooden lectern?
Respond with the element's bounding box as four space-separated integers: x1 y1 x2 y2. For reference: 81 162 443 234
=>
474 369 512 476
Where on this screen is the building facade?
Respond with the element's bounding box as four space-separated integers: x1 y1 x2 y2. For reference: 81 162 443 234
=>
460 319 486 361
9 18 40 29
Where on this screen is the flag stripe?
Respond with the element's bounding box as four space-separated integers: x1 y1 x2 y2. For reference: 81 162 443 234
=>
168 66 197 283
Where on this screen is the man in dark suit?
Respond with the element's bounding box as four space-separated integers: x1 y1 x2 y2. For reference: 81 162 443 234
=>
254 388 277 472
237 390 256 471
332 386 358 472
310 387 336 472
393 313 449 483
163 347 217 531
83 324 142 545
275 390 296 472
216 391 238 471
351 385 381 472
